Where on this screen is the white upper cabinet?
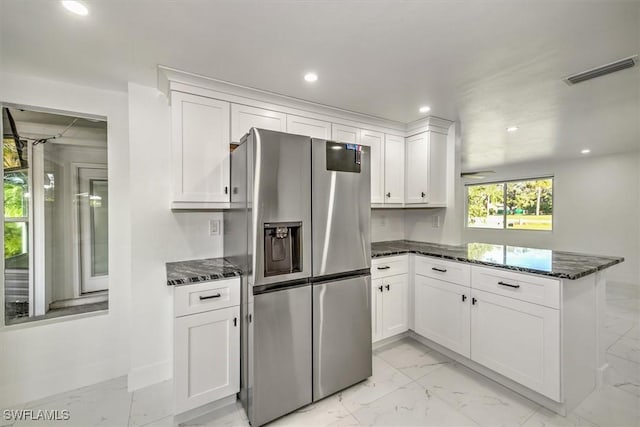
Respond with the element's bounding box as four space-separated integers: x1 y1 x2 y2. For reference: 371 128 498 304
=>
331 123 361 144
171 91 230 207
360 129 385 204
383 134 405 204
231 104 286 142
286 115 331 139
405 131 447 206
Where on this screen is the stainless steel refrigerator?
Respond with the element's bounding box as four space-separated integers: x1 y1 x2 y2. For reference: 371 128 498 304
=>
224 128 372 426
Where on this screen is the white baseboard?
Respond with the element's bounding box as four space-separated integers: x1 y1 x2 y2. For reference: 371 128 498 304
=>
173 395 237 425
0 359 126 408
408 331 568 416
372 331 410 350
128 360 172 392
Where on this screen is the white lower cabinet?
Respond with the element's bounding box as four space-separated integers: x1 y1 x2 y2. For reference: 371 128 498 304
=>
412 255 562 402
174 279 240 414
372 275 408 343
371 256 409 343
470 289 560 400
414 275 470 358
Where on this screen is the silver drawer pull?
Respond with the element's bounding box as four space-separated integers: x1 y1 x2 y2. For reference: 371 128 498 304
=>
497 281 520 289
377 266 391 270
432 267 447 273
199 293 222 300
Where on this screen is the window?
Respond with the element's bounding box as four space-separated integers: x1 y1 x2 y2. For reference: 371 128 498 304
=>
3 106 108 325
466 177 553 231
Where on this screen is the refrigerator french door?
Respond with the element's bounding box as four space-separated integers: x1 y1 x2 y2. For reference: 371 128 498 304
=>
311 139 372 401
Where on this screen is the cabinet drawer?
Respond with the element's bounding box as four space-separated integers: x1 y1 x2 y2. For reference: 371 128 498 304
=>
471 266 560 309
372 255 408 279
415 256 471 287
174 278 240 317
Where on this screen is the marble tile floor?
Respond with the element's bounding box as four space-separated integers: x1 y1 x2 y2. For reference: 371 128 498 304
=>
3 282 639 427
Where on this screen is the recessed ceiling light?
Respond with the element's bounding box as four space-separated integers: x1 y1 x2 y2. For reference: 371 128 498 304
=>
419 106 431 113
581 149 591 154
506 126 519 132
61 0 89 15
304 72 318 83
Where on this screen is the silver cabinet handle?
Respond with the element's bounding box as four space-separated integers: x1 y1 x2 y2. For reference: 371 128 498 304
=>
421 192 426 198
199 293 222 300
377 266 391 270
432 267 447 273
498 281 520 289
386 192 391 198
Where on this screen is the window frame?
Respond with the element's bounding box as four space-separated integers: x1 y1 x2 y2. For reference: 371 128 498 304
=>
1 104 109 328
465 176 554 232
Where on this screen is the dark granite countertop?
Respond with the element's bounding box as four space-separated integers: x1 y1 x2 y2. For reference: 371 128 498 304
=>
372 240 624 280
167 241 623 285
166 257 241 286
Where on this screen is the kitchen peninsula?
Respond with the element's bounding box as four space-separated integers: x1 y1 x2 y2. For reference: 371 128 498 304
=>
166 241 623 417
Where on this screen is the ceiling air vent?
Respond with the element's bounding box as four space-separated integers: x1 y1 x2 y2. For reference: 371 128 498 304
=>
564 55 638 85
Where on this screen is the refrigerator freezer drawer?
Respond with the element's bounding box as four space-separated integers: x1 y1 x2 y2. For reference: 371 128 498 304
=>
253 284 312 426
313 274 372 401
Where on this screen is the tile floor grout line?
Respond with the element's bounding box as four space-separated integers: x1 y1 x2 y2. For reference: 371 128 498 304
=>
409 377 484 427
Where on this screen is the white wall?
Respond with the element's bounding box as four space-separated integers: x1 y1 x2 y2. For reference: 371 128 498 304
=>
461 152 640 285
371 209 405 242
127 83 224 391
44 144 108 303
381 125 639 286
0 73 131 407
394 123 464 245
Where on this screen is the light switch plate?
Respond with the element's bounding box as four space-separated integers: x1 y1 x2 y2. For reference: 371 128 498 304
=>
432 215 440 228
209 219 220 236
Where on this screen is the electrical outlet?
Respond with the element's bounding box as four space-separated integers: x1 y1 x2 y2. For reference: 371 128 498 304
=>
209 219 220 236
432 215 440 228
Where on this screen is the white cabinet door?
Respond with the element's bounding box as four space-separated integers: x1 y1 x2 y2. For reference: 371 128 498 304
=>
470 289 560 400
405 131 447 205
171 92 230 204
286 115 331 139
231 104 286 142
174 306 240 413
372 278 384 343
414 275 471 358
381 274 408 339
360 129 385 204
427 132 447 205
331 123 361 144
405 133 429 204
384 134 405 204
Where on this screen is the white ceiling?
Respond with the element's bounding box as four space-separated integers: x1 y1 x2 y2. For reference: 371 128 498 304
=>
1 0 638 169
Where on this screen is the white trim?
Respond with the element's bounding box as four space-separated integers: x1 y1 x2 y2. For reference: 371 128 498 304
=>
405 116 453 136
27 141 35 316
32 143 46 315
158 66 455 138
159 66 408 134
408 331 567 415
128 359 173 392
70 163 108 297
0 109 4 325
0 307 108 332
